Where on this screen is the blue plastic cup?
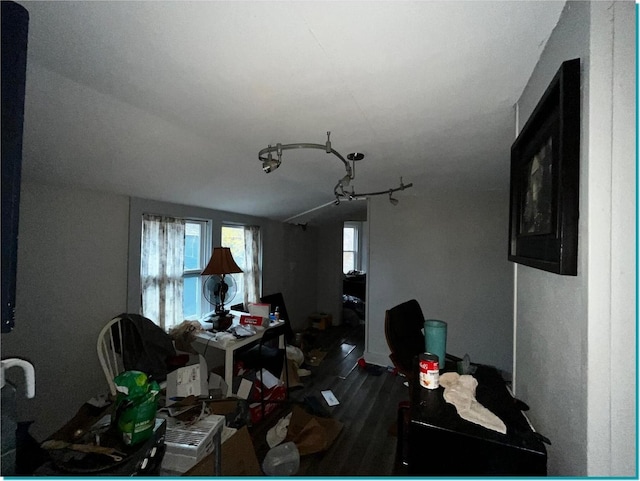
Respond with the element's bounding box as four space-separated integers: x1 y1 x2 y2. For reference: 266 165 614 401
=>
424 320 447 371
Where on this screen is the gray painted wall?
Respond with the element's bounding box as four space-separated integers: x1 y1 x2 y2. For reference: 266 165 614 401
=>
365 191 513 374
2 182 320 440
514 1 635 476
315 220 345 325
2 183 130 441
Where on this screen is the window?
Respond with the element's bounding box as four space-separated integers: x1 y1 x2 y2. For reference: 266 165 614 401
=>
140 215 212 329
183 220 208 319
222 224 261 308
343 222 360 274
139 215 260 328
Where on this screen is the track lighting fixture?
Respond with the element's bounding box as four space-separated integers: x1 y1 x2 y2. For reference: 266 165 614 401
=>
258 131 413 206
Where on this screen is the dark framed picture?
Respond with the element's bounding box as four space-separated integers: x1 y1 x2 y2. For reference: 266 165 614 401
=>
508 58 580 275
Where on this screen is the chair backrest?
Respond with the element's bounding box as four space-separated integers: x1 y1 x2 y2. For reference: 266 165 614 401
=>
260 293 294 342
97 316 126 396
384 299 426 378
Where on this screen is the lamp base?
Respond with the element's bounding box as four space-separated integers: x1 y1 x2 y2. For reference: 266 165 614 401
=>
212 311 233 331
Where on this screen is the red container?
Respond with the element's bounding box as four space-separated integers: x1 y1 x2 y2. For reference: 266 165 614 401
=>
249 384 287 424
419 353 440 389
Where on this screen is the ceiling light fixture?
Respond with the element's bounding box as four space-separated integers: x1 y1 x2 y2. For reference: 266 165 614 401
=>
258 131 413 205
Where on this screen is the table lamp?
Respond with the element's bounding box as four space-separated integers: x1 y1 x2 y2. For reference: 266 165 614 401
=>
201 247 243 322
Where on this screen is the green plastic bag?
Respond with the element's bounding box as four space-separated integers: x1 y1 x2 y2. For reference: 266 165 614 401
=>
113 371 160 446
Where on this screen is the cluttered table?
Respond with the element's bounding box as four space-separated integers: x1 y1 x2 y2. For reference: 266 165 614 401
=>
408 364 547 475
33 391 227 476
33 401 169 476
191 310 285 397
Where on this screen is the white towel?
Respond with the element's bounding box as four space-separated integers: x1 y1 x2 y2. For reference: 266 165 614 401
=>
439 372 507 434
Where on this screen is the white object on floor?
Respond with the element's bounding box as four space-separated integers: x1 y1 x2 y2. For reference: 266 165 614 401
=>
286 345 305 366
321 390 340 406
439 372 507 434
297 368 311 377
266 412 293 448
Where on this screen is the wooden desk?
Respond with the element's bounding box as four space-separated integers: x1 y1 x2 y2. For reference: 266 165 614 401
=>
191 311 285 397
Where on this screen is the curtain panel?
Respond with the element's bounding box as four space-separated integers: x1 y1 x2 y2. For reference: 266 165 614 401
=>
141 214 185 330
243 225 261 307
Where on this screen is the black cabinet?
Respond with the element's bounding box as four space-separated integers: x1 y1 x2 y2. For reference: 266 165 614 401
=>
407 365 547 476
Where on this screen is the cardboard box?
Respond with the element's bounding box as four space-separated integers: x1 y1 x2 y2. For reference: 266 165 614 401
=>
240 314 267 327
309 313 332 330
165 355 208 406
185 425 261 476
286 405 344 456
248 302 270 319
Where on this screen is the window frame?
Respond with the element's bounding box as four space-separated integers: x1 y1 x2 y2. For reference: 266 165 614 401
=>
183 218 211 320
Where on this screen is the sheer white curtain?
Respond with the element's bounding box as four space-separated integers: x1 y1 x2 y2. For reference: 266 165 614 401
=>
141 214 185 330
243 225 261 307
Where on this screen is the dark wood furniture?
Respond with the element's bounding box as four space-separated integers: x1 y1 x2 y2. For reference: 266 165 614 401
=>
407 364 547 476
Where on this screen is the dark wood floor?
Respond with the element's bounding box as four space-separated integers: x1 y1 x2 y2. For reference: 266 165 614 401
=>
248 323 410 476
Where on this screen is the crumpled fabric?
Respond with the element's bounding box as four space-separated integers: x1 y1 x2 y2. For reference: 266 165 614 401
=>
267 412 293 448
439 372 507 434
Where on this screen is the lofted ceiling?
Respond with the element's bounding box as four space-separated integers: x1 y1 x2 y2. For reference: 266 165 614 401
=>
17 1 566 224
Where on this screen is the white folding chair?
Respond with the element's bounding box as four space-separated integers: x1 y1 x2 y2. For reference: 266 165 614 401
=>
96 316 125 396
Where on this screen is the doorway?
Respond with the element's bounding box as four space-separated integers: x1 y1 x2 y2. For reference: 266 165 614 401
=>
342 221 367 326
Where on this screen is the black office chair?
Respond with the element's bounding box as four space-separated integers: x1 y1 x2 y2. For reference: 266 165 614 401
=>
236 293 296 421
384 299 426 467
384 299 426 383
237 320 290 421
259 293 294 343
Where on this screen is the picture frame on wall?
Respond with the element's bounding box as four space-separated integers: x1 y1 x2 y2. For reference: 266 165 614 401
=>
508 58 580 276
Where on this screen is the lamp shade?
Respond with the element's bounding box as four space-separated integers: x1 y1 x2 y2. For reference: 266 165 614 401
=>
201 247 243 275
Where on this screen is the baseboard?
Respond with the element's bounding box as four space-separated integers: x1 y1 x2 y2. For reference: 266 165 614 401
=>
363 351 390 367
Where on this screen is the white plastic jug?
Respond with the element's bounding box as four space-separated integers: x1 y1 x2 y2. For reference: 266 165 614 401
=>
262 441 300 476
1 358 35 476
0 358 35 398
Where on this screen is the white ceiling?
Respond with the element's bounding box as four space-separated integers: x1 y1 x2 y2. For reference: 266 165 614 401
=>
17 1 565 224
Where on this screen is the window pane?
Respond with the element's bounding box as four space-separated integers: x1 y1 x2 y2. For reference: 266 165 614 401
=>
222 226 245 308
184 222 201 271
343 252 354 274
343 227 355 250
183 275 198 318
222 226 245 269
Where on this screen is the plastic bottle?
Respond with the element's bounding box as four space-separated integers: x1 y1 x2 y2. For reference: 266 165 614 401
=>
262 441 300 476
1 359 35 476
274 306 280 320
